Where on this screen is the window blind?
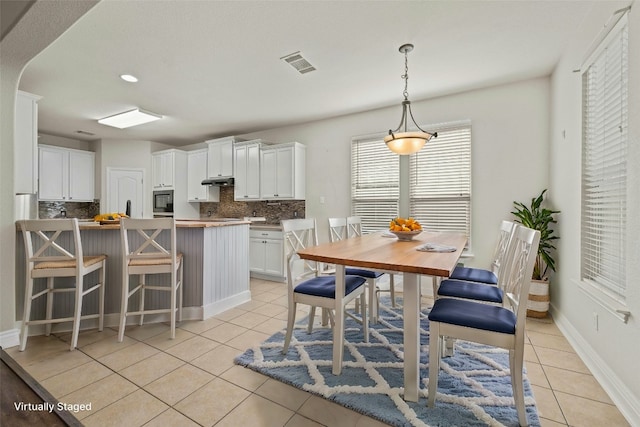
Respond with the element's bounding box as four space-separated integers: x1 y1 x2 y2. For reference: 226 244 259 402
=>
409 125 472 246
581 15 628 299
351 136 399 233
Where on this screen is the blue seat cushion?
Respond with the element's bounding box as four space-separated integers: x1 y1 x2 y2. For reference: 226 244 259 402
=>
428 298 516 334
294 275 366 298
450 266 498 285
437 279 504 303
345 268 384 279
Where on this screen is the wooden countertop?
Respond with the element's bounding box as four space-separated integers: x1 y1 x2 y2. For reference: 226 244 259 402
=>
16 219 251 231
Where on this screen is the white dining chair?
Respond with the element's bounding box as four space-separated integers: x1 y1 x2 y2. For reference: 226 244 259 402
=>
448 220 517 285
281 218 368 361
118 218 183 342
435 223 521 304
19 219 107 351
428 225 540 427
346 216 397 320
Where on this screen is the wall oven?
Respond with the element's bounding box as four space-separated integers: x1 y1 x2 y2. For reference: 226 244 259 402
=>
153 190 174 216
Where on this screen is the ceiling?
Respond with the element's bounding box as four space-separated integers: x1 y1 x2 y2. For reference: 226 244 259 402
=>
18 0 601 146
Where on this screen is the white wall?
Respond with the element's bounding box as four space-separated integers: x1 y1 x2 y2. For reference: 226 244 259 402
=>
246 77 550 268
550 3 640 424
0 0 97 348
96 139 173 217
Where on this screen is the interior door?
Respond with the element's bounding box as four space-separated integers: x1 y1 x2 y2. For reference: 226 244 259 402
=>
107 167 144 217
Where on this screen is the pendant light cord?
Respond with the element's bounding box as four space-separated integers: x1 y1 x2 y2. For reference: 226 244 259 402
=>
402 49 409 101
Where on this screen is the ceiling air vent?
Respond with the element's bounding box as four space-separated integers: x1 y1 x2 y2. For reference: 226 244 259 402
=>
281 51 316 74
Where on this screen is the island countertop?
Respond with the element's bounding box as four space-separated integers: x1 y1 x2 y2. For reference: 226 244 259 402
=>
15 218 251 324
15 219 251 230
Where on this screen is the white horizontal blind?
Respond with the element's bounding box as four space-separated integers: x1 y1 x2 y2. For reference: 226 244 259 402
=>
351 136 399 233
409 125 471 245
581 15 628 299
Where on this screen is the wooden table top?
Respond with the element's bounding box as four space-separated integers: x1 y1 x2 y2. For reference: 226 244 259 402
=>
297 231 467 277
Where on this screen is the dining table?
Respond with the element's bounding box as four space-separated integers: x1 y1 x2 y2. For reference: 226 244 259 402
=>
296 230 467 402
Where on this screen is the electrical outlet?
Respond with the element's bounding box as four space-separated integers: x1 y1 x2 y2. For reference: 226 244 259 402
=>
593 312 599 331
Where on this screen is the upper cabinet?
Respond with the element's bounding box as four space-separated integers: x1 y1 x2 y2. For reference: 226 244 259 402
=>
14 91 42 194
151 150 176 189
39 145 95 201
260 142 306 200
187 149 219 202
206 136 241 178
234 140 262 201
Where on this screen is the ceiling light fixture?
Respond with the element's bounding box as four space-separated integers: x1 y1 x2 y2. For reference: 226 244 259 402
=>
98 108 162 129
120 74 138 82
384 44 437 155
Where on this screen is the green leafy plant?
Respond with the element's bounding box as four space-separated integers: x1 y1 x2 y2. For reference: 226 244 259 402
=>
511 189 560 280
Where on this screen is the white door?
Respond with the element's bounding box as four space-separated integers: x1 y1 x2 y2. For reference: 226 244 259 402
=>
107 167 144 218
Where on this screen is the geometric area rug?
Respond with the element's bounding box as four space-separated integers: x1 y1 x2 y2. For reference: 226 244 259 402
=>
235 297 541 427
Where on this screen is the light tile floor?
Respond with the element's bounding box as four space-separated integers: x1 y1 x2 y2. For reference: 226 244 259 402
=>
5 278 630 427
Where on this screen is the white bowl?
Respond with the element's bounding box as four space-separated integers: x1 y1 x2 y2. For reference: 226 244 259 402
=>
389 230 422 241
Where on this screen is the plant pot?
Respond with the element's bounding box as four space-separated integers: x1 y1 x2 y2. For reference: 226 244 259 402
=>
527 279 549 318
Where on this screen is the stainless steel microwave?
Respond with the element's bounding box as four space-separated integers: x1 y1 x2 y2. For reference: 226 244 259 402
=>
153 190 173 213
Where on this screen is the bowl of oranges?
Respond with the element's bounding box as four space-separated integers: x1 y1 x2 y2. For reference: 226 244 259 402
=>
389 217 422 241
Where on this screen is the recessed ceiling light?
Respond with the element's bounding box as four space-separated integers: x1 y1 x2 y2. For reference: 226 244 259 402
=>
98 108 162 129
120 74 138 83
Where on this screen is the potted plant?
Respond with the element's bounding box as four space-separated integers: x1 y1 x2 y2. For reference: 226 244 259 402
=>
511 189 560 317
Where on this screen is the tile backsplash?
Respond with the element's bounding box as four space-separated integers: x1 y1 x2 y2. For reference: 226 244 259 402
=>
37 187 305 225
199 187 304 225
39 200 100 219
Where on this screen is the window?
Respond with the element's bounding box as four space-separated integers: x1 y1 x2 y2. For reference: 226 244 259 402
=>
351 122 472 240
410 123 472 246
351 135 399 233
581 13 628 301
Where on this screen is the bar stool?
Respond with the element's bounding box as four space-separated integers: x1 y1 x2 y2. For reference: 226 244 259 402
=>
118 218 183 342
20 219 106 351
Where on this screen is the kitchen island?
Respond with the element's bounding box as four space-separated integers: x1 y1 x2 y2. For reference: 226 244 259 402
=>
15 220 251 332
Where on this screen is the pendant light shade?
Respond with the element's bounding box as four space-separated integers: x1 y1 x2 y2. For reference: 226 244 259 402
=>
385 44 436 155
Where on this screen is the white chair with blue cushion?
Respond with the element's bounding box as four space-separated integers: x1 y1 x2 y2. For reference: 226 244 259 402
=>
328 217 395 324
347 216 397 309
435 221 518 305
448 220 517 285
428 225 540 427
281 218 368 363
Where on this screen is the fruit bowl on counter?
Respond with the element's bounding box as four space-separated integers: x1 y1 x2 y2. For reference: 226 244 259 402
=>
94 213 128 224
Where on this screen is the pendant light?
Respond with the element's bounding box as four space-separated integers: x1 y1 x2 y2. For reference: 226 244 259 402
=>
384 44 437 155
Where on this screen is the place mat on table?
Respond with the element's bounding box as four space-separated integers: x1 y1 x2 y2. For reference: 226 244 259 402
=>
416 242 456 252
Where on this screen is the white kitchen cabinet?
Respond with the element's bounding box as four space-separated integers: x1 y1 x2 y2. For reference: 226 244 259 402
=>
206 136 241 178
249 228 285 280
260 142 306 200
38 145 95 201
152 149 199 219
187 149 219 202
14 91 41 194
152 150 175 188
234 140 262 201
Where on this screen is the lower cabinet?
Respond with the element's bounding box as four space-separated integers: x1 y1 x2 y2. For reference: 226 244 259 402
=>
249 228 285 281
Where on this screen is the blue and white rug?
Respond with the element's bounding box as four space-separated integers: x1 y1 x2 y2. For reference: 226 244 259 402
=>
235 299 540 427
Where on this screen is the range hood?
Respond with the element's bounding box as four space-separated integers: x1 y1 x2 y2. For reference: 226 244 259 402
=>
201 177 234 186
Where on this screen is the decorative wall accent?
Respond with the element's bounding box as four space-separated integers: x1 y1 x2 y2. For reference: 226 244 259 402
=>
199 187 305 225
39 200 100 219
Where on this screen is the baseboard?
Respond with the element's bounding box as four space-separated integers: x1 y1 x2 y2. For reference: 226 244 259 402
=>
550 304 640 426
250 271 286 282
0 328 20 349
15 306 207 338
203 291 251 318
